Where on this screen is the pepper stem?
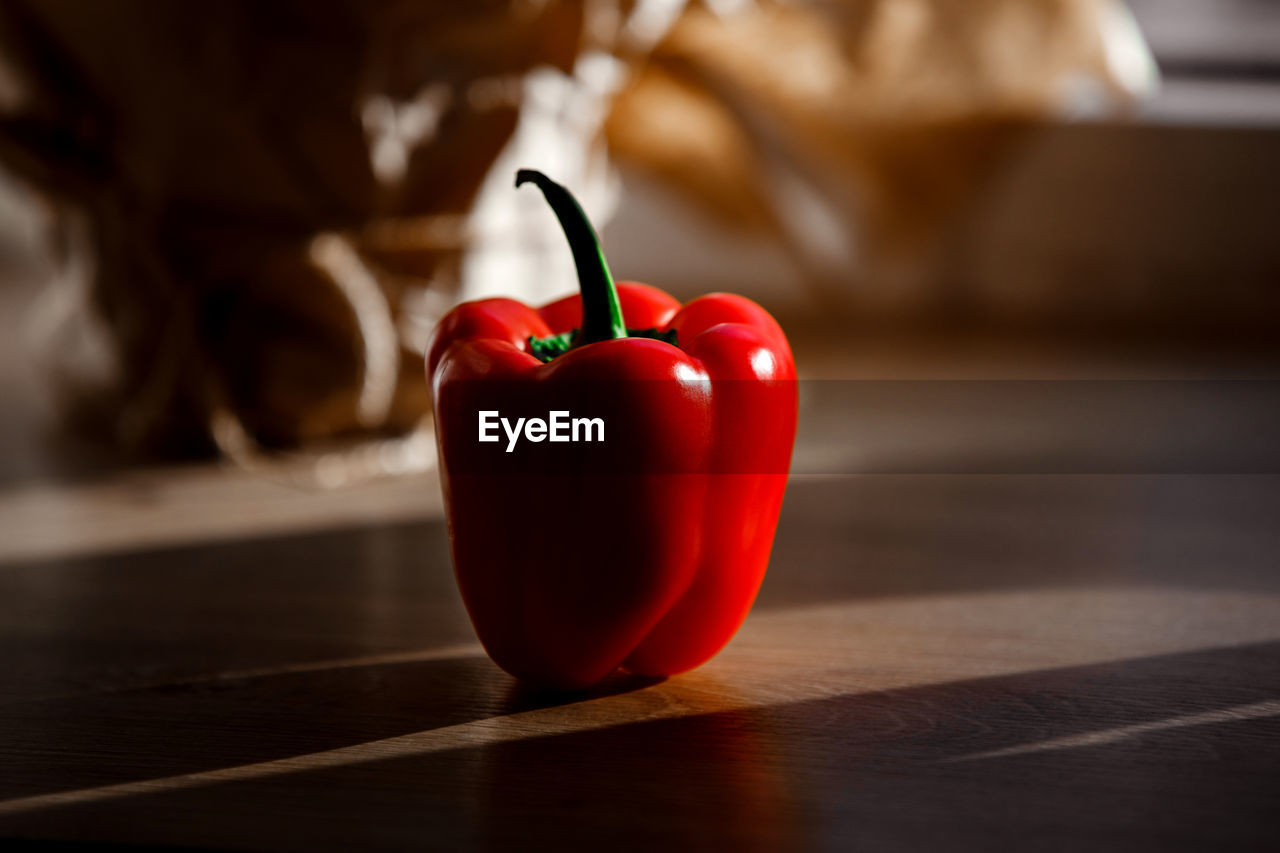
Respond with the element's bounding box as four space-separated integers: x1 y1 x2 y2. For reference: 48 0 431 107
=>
516 169 627 345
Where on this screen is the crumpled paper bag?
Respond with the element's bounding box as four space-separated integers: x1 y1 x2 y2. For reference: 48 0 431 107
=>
0 0 1153 470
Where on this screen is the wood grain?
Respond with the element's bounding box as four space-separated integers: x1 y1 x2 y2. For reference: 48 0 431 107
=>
1 472 1279 850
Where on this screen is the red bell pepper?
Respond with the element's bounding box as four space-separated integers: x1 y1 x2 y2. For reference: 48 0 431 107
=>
426 169 796 688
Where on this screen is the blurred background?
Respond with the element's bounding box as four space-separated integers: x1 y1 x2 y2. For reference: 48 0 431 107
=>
5 8 1280 846
0 0 1277 509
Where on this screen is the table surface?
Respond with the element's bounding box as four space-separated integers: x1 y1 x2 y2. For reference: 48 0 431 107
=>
2 343 1279 851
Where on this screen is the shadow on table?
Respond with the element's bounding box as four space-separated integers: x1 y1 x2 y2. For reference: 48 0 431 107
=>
3 641 1278 851
467 639 1280 851
0 652 658 802
762 474 1280 606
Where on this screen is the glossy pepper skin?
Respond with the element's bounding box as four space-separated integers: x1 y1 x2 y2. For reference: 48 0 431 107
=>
426 170 796 689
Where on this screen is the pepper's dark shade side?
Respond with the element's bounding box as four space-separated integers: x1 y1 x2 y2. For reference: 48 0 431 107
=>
426 169 797 688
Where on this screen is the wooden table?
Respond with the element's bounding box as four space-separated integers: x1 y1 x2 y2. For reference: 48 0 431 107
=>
2 351 1279 851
